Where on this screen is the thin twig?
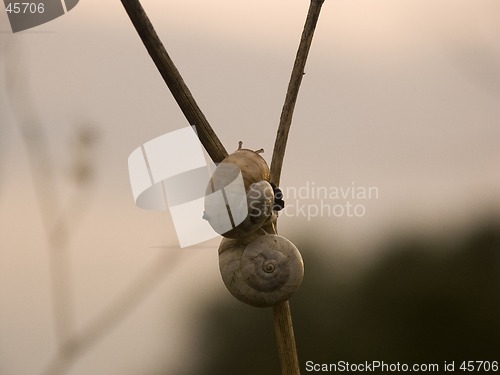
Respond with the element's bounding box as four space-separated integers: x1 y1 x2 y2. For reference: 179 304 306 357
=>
273 300 301 374
6 46 76 350
40 250 186 375
271 2 325 374
119 0 228 163
270 0 325 186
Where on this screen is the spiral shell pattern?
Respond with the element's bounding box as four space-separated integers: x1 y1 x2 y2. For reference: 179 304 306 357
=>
218 232 304 307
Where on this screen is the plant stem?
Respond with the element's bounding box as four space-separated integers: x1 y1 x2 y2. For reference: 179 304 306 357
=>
120 0 228 163
273 300 301 374
270 0 325 186
270 2 325 374
5 47 76 352
40 250 186 375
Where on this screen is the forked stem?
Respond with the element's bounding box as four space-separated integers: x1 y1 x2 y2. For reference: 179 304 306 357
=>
119 1 326 375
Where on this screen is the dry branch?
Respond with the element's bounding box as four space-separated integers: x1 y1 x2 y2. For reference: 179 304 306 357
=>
270 1 325 374
270 0 325 186
120 0 228 163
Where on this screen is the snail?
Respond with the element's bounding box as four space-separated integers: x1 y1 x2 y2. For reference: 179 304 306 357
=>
218 230 304 307
204 142 275 238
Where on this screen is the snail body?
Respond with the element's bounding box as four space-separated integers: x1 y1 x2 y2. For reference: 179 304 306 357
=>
204 144 274 238
218 231 304 307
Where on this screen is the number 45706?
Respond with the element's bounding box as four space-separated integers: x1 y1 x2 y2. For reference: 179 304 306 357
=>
6 2 45 14
460 361 498 372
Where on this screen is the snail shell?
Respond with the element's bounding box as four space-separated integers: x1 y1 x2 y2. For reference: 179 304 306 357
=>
218 231 304 307
204 145 274 238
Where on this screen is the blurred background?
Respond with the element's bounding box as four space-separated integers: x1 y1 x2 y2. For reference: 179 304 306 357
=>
0 0 499 374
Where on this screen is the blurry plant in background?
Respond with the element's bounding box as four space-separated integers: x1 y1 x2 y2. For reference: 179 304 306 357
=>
0 32 11 204
192 218 500 374
1 38 183 375
4 38 100 374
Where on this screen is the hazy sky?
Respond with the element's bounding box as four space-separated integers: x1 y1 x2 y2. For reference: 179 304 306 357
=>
1 1 499 374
